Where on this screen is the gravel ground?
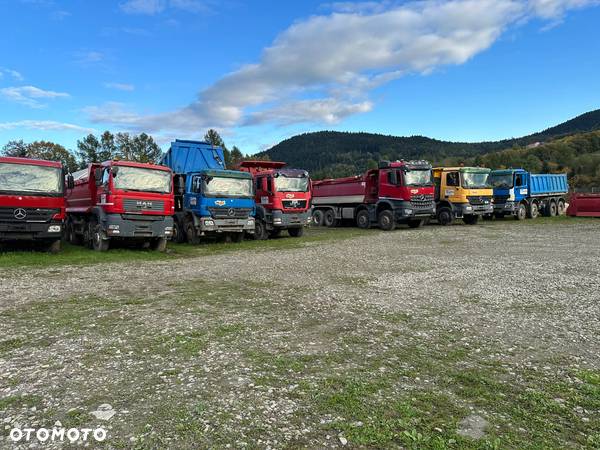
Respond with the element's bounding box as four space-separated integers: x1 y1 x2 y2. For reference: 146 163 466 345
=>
0 219 599 449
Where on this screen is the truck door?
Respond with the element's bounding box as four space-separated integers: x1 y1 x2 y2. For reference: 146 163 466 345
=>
514 173 526 200
98 167 110 204
186 175 202 210
445 171 459 199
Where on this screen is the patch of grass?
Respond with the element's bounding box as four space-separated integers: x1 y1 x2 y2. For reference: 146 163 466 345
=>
0 337 25 354
0 394 42 410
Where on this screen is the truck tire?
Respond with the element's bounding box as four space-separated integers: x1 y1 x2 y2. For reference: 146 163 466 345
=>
356 210 370 229
151 237 168 252
91 221 110 252
172 220 186 244
288 227 304 238
47 239 61 254
548 201 558 217
378 210 395 231
312 210 324 227
528 202 539 219
463 215 479 225
437 207 453 226
557 199 566 216
67 221 82 245
407 219 425 228
515 203 527 220
185 219 201 245
253 220 268 240
323 210 336 227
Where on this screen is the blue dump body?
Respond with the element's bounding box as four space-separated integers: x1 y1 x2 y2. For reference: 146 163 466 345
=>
160 140 255 240
490 169 569 218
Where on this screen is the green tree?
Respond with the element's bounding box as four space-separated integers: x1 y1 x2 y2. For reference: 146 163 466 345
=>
28 141 78 172
129 133 162 163
204 129 231 166
230 146 243 165
76 134 101 168
2 140 29 157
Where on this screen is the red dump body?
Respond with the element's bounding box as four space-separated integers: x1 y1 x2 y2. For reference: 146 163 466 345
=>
67 160 174 216
567 192 600 217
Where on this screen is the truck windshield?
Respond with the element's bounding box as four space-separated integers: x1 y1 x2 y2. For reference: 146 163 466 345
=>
403 170 432 186
203 176 253 198
462 172 491 189
113 166 172 194
488 174 513 188
274 175 309 192
0 162 62 195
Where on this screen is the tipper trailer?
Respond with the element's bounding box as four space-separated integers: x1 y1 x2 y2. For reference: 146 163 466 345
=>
568 190 600 217
235 160 312 239
433 167 493 225
312 160 435 231
0 156 73 252
160 140 255 243
65 160 174 251
489 169 569 219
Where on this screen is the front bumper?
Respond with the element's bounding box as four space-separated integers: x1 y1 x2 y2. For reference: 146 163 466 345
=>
198 217 255 234
272 210 312 228
104 214 174 239
0 221 62 241
393 201 435 222
493 202 517 214
458 203 493 217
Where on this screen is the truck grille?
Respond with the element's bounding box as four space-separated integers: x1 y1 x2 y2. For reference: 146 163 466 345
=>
282 199 307 209
494 195 509 204
467 196 492 206
208 207 252 219
123 199 165 213
410 194 434 209
0 207 59 223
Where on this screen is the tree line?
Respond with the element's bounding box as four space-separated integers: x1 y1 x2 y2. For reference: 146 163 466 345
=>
0 129 263 173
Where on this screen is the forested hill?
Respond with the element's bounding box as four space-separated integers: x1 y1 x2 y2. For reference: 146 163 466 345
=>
257 109 600 180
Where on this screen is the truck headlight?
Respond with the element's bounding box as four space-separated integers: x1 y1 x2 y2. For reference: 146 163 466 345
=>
465 205 473 211
108 224 120 230
273 218 282 224
204 219 215 227
164 226 173 235
48 225 61 233
247 219 255 226
404 209 413 215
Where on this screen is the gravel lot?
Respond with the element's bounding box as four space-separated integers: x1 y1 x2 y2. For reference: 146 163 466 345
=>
1 218 599 449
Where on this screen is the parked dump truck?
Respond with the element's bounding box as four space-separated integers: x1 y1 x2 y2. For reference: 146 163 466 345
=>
234 160 312 239
312 160 435 230
489 169 569 219
568 190 600 217
433 167 493 225
65 160 174 251
0 156 72 252
160 140 255 243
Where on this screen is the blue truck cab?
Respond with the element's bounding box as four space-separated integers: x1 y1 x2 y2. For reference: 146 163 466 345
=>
489 169 569 220
161 140 255 243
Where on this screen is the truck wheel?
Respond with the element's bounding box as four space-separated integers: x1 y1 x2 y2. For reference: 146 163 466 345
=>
407 219 425 228
151 237 168 252
185 220 201 245
92 222 110 252
172 220 186 243
323 210 336 227
231 232 244 243
253 220 268 240
515 203 527 220
288 227 304 238
312 210 324 226
548 201 558 217
463 215 479 225
356 210 370 229
437 207 453 226
378 210 395 231
269 229 282 238
557 199 566 216
47 239 61 254
528 202 539 219
67 221 82 245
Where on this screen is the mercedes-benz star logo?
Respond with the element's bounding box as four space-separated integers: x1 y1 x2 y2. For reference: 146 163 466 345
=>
14 208 27 220
227 208 235 217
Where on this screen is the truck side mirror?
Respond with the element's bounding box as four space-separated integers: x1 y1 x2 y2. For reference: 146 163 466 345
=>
94 168 103 186
66 174 75 190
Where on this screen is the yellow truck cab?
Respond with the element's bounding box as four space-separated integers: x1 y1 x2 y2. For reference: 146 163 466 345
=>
433 167 493 225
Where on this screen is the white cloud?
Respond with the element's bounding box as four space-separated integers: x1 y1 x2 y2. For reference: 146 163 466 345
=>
103 82 135 91
0 85 70 108
119 0 211 14
0 68 24 81
0 120 94 133
91 0 599 133
74 51 105 66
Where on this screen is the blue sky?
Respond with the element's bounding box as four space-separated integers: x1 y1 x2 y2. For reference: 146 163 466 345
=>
1 0 599 155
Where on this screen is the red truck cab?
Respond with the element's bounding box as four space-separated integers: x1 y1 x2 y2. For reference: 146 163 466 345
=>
0 156 70 252
312 160 435 230
235 161 312 239
65 160 175 251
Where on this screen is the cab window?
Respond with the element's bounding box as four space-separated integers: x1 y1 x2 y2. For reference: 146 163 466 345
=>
266 176 273 192
102 168 110 186
256 176 263 192
515 174 524 186
446 172 459 187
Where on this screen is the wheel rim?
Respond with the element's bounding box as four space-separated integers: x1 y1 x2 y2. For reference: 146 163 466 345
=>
358 213 368 227
532 204 538 217
440 211 450 224
94 230 102 248
380 215 391 228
